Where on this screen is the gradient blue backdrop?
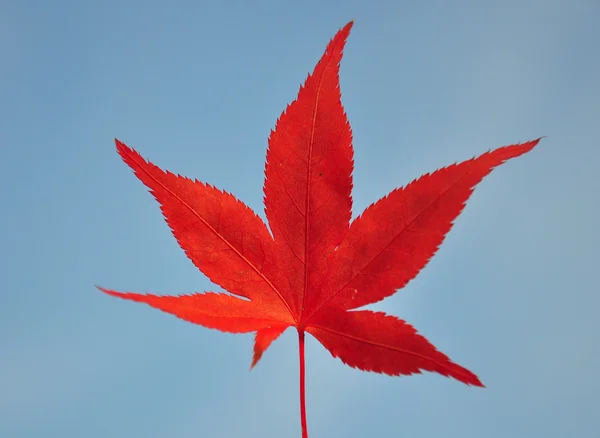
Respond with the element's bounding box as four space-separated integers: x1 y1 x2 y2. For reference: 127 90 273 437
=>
2 1 598 437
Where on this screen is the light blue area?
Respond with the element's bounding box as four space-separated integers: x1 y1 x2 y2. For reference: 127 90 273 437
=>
1 1 598 437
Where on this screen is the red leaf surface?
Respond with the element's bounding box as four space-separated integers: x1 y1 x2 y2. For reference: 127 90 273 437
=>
100 20 540 437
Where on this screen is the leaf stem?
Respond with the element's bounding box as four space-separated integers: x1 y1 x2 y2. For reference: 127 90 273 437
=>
298 328 308 438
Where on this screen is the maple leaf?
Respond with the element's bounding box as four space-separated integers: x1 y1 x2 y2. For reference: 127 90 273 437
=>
99 21 540 437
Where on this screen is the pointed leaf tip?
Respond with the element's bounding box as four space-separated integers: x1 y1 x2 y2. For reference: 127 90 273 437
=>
337 20 354 43
251 325 288 369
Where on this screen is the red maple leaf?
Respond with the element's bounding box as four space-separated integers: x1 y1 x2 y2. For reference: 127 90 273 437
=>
99 21 540 437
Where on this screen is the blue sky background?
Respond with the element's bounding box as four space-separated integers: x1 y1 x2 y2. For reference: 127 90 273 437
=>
1 1 599 437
